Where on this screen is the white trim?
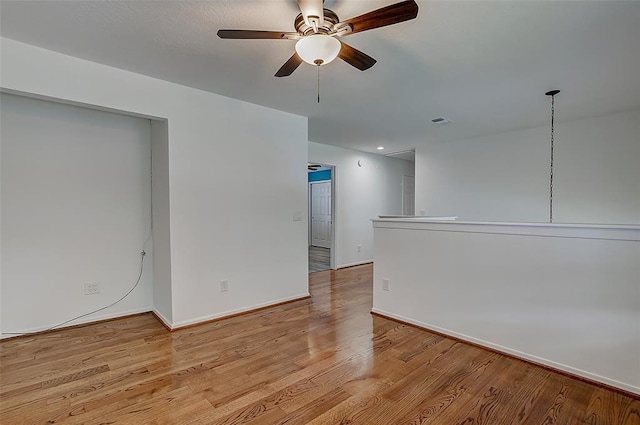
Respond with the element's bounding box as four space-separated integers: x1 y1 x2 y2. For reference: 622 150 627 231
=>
337 260 373 269
171 293 310 328
372 219 640 242
152 308 173 329
372 308 640 396
373 218 640 231
378 215 457 220
308 181 312 246
329 165 336 270
0 306 153 339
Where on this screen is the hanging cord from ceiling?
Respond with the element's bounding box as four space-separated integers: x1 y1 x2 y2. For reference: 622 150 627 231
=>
546 89 560 224
1 248 147 337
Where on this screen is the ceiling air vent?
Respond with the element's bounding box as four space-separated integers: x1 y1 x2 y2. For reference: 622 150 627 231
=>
431 117 451 125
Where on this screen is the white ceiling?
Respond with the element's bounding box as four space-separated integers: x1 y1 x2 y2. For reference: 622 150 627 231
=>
1 1 639 156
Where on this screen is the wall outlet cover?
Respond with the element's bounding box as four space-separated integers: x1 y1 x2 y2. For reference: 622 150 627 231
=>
84 282 101 295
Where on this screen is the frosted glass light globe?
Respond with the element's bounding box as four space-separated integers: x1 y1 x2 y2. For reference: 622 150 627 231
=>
295 35 341 65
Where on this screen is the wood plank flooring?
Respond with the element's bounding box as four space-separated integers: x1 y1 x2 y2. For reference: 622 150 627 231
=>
309 246 330 273
1 264 638 424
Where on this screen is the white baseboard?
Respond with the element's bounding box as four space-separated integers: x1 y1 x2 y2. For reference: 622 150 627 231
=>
336 260 373 269
171 293 311 329
0 306 153 339
151 308 172 330
372 308 640 396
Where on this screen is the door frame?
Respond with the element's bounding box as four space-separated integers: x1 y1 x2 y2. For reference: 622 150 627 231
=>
307 163 336 270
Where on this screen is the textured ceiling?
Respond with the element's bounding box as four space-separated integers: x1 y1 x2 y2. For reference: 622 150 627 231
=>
1 1 639 156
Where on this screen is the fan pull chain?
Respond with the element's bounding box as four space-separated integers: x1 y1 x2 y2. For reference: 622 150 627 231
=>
317 64 320 103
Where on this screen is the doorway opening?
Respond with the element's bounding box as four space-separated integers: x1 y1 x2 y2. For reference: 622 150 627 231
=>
308 163 335 272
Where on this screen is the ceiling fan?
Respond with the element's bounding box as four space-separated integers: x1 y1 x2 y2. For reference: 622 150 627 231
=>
217 0 419 77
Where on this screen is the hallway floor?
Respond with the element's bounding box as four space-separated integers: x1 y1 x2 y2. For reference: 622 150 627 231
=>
308 245 330 273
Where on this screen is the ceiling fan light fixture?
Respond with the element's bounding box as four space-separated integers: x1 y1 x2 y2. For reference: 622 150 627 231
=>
295 35 341 65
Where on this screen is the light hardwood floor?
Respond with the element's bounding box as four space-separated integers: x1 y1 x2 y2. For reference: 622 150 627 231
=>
309 245 330 273
1 265 638 424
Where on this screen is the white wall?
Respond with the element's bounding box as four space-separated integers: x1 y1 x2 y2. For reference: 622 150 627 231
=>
1 37 309 331
416 109 640 224
373 220 640 394
0 112 2 335
308 142 414 268
1 93 153 333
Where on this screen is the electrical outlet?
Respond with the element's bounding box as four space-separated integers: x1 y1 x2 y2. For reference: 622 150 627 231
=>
357 245 361 252
382 279 390 291
84 282 101 295
220 280 229 292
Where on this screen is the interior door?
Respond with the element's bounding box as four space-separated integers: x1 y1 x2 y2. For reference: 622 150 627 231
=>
402 174 415 215
311 181 332 248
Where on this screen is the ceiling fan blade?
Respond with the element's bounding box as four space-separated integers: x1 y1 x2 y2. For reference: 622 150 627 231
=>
217 30 298 40
338 42 377 71
338 0 418 35
297 0 325 28
275 53 304 77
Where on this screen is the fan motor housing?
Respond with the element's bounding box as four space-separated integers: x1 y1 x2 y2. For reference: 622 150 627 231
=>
295 9 340 35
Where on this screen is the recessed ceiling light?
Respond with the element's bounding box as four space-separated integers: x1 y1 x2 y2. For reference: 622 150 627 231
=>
377 146 384 150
